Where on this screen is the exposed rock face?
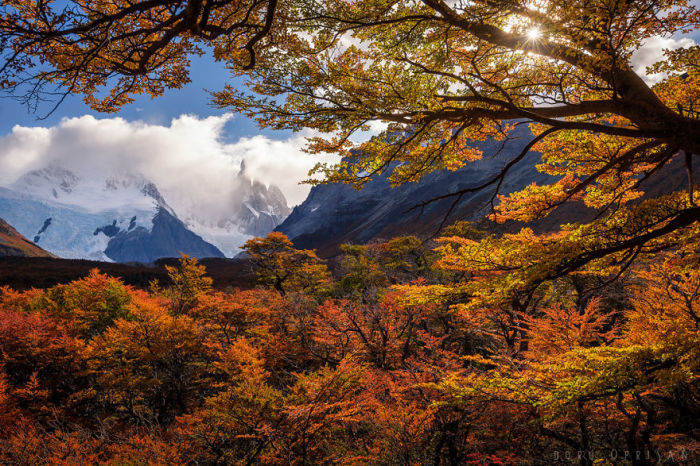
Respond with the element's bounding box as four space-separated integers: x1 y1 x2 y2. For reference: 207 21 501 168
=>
277 125 554 256
237 180 291 236
0 217 54 258
179 161 292 256
104 208 224 263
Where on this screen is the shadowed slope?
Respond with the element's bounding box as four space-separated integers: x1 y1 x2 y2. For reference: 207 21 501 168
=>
0 217 55 258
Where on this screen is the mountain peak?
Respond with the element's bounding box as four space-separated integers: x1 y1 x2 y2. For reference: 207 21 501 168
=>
15 166 81 198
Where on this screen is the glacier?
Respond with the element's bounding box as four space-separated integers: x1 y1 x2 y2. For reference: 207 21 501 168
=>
0 164 291 261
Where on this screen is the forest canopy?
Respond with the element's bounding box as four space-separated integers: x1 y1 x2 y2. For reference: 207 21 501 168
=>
0 243 698 463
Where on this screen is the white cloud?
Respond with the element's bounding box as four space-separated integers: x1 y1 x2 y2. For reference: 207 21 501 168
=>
631 36 697 84
347 120 389 144
0 114 339 213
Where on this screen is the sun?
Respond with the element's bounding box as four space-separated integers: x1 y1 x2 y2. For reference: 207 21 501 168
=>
526 27 541 41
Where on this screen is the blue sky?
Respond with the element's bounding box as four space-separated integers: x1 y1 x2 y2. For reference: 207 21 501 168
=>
0 52 292 142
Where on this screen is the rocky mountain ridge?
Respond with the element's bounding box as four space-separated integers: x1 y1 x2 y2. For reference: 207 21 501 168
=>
277 125 553 256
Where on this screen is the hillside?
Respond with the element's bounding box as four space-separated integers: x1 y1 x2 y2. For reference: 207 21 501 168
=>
0 217 55 258
279 127 697 257
277 125 552 256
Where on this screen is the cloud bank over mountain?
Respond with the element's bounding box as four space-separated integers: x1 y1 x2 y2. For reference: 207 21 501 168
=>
0 114 338 209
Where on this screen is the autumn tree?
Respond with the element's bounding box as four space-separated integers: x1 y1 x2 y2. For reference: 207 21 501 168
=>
337 243 389 298
0 307 88 419
213 0 700 310
85 293 215 423
336 236 432 301
2 0 700 461
0 0 280 112
4 0 699 301
38 268 133 338
165 254 213 314
243 232 332 296
624 255 700 435
422 255 699 462
312 295 415 368
174 339 285 464
189 288 279 344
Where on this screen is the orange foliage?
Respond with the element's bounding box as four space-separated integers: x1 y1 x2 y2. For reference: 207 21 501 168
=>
0 252 696 463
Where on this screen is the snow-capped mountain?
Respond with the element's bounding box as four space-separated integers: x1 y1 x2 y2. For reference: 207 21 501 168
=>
14 167 173 214
177 161 291 256
0 163 291 261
